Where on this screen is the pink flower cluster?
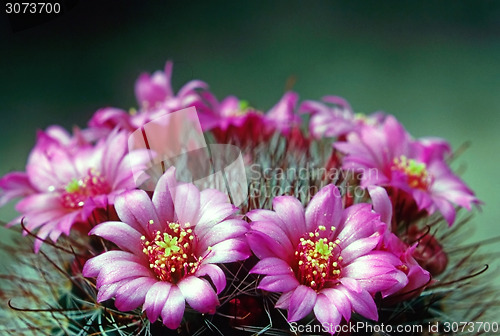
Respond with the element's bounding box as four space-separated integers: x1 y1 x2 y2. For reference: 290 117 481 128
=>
0 61 479 333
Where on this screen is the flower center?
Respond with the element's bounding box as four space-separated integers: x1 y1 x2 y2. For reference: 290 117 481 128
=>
60 169 110 209
392 155 433 190
294 226 343 291
226 100 258 117
141 222 201 283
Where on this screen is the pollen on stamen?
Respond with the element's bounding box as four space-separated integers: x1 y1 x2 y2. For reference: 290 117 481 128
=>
294 230 343 291
141 221 201 283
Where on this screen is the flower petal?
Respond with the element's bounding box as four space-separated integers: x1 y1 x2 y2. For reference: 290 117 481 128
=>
83 250 144 278
246 231 290 262
313 294 342 334
197 220 248 252
195 264 226 295
258 274 300 293
288 285 317 322
275 291 294 309
178 276 218 314
96 261 151 288
250 221 294 254
321 288 352 322
172 183 200 225
203 238 251 264
114 276 156 311
197 189 237 229
161 285 185 329
305 184 342 232
337 203 385 247
89 221 144 255
152 168 175 223
368 186 392 225
340 234 381 264
339 286 378 321
250 257 294 276
114 190 161 236
272 196 307 244
143 281 172 322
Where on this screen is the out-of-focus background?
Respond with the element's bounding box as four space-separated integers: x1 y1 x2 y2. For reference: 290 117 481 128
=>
1 1 499 275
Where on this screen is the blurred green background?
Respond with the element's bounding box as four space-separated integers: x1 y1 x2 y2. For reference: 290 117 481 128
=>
1 0 499 279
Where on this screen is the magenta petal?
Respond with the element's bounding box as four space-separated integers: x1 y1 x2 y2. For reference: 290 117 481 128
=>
96 262 151 288
321 288 352 322
97 281 123 302
135 72 168 106
89 221 144 255
161 286 185 329
305 184 342 232
57 211 81 235
115 190 161 236
152 169 175 223
172 183 200 225
250 221 294 253
275 291 294 309
114 277 156 311
247 209 285 225
196 218 244 247
178 276 218 314
250 257 294 276
340 286 378 321
0 172 34 206
287 285 317 322
195 264 226 295
246 231 290 261
197 189 236 227
266 91 299 133
17 193 62 213
313 294 341 334
362 270 408 297
343 252 402 279
368 186 392 225
143 282 172 322
433 197 456 226
83 251 144 278
197 220 248 252
32 220 58 253
340 235 381 264
272 196 306 244
258 274 300 293
204 238 251 264
178 79 208 97
340 277 362 293
337 204 385 247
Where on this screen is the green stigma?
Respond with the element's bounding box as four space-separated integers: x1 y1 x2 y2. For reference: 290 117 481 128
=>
315 239 331 257
65 179 81 193
156 233 181 256
238 99 250 111
407 158 426 175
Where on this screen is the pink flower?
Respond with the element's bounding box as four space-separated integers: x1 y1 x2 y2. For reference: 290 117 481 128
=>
201 92 301 145
300 96 385 139
135 61 208 112
82 167 251 329
0 129 149 251
335 115 479 225
369 186 432 300
246 185 408 332
86 61 212 140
